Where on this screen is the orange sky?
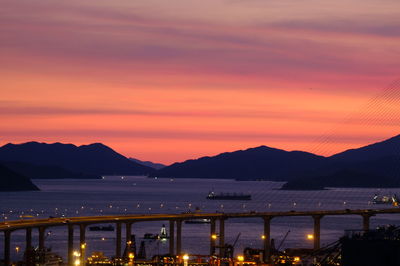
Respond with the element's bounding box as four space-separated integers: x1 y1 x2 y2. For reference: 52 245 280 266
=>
1 0 400 164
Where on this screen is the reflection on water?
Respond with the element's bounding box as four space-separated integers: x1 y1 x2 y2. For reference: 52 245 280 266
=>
1 176 399 261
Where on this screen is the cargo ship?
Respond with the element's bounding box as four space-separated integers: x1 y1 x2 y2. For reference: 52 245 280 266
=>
185 218 211 224
206 191 251 200
372 194 399 206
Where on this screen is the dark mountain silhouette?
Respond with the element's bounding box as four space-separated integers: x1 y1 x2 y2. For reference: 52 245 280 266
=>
129 158 166 170
151 146 325 181
0 142 154 177
330 134 400 163
281 169 400 190
0 163 39 191
2 161 99 179
152 134 400 189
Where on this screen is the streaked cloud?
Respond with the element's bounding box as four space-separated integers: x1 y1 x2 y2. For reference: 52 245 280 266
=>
1 0 400 163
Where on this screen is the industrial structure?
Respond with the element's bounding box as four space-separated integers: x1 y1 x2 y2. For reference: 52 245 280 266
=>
1 208 400 265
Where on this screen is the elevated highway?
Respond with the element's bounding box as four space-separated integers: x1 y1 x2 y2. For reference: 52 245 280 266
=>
1 208 400 265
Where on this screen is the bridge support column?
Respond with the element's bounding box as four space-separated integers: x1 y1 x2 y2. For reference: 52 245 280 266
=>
80 224 86 262
169 220 175 256
38 227 46 251
313 215 323 250
126 222 132 244
362 214 372 231
4 230 11 266
68 224 74 265
25 228 32 264
176 220 182 256
210 219 216 255
219 218 225 257
263 216 272 263
116 223 122 258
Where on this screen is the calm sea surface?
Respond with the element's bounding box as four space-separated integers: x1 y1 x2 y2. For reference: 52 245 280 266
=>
1 176 400 261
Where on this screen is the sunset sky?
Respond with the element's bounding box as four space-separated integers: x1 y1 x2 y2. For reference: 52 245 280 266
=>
1 0 400 164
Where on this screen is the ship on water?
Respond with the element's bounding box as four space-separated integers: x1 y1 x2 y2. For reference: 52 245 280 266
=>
372 194 399 206
89 225 115 231
185 218 211 224
206 191 251 200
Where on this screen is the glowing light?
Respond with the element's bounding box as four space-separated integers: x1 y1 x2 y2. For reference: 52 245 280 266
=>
261 235 266 240
183 254 189 261
15 246 20 253
128 252 135 259
294 256 300 262
307 234 314 240
74 259 80 265
237 255 244 262
81 243 86 249
211 234 218 240
73 251 80 257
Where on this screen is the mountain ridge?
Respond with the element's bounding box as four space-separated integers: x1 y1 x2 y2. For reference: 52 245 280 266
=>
0 141 154 177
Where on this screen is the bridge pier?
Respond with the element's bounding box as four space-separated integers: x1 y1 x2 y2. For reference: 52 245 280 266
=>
38 226 46 252
263 216 272 263
126 222 132 244
169 220 175 256
116 222 122 258
25 228 32 264
4 230 11 266
362 214 372 231
313 215 323 250
176 220 182 256
68 224 74 265
219 218 225 257
210 218 216 255
80 224 86 261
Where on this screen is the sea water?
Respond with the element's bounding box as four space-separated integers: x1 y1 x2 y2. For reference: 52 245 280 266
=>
1 176 400 261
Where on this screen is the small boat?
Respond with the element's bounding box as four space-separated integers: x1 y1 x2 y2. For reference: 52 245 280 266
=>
206 191 251 200
372 194 399 206
143 233 160 240
143 224 169 240
185 218 211 224
89 225 115 231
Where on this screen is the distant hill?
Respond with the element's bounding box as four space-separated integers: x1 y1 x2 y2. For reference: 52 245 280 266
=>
129 158 165 170
0 163 39 191
151 146 325 181
281 169 400 190
330 134 400 163
152 134 400 189
2 161 99 179
0 142 154 177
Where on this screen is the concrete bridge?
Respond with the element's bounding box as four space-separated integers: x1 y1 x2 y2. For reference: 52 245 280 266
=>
1 208 400 265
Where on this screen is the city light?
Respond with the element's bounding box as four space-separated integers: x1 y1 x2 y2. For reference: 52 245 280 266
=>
183 254 189 266
307 234 314 240
261 235 266 240
211 234 218 240
237 255 244 262
128 252 135 259
74 259 80 265
81 243 86 249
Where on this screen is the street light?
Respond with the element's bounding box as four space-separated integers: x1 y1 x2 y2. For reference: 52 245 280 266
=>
183 254 189 266
261 235 266 240
307 234 314 240
211 234 218 240
237 255 244 265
